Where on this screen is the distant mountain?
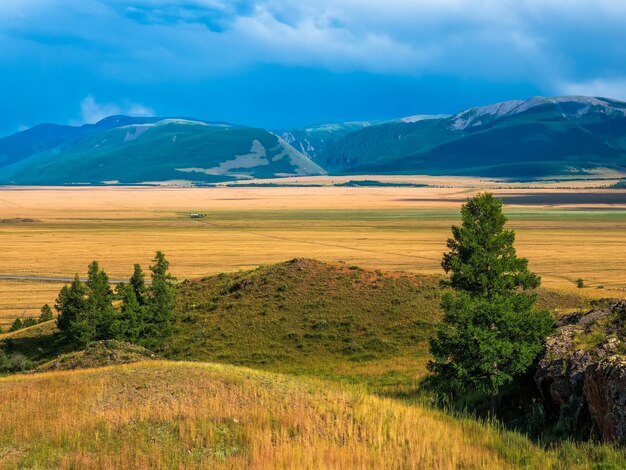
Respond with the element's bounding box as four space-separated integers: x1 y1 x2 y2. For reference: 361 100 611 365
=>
0 118 326 184
280 115 449 164
307 96 626 177
2 96 626 184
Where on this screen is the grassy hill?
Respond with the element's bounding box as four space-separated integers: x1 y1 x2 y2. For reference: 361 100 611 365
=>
1 259 585 390
166 258 585 394
168 258 443 392
1 360 625 469
0 119 326 184
1 260 619 468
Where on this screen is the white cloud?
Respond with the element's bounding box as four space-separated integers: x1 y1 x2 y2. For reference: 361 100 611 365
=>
559 79 626 101
72 95 155 125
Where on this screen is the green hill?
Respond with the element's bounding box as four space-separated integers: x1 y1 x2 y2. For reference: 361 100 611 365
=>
1 259 585 390
0 119 326 184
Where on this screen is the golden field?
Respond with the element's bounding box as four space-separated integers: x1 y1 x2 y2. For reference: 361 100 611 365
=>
1 360 623 469
1 182 625 328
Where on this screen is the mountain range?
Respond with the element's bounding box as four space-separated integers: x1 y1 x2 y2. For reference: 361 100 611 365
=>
2 96 626 184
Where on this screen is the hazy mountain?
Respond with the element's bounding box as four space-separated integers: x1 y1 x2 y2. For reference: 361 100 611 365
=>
0 118 326 184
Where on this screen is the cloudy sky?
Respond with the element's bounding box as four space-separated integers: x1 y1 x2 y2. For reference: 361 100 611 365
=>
1 0 625 136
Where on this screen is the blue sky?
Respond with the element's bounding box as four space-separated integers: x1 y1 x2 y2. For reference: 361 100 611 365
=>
1 0 626 136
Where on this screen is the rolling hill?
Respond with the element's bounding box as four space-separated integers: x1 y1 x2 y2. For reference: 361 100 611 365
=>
0 260 620 469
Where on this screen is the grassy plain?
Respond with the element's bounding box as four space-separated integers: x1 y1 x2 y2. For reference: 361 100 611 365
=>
1 182 625 328
1 361 625 469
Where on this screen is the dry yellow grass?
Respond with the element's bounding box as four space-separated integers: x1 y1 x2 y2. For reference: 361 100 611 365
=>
1 185 625 327
0 360 590 469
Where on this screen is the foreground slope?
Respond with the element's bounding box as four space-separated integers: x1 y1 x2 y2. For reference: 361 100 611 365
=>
3 361 626 469
0 118 325 184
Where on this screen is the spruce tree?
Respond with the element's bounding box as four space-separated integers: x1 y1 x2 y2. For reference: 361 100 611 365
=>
39 304 54 322
428 193 552 414
129 263 147 306
85 261 116 339
9 317 23 332
143 251 176 349
114 283 144 342
55 275 90 345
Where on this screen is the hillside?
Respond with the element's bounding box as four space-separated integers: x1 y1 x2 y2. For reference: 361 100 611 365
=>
2 361 626 469
166 259 585 392
291 96 626 178
2 96 626 183
0 118 326 184
1 259 585 390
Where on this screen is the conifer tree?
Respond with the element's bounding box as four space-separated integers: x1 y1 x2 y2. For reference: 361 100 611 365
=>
55 275 90 345
142 251 176 349
39 304 54 322
85 261 116 339
429 193 552 414
129 263 147 306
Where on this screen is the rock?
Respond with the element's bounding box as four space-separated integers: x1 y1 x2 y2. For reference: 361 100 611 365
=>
534 299 626 441
584 356 626 443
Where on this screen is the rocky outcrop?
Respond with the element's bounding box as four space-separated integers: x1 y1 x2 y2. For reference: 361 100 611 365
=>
584 356 626 443
535 299 626 442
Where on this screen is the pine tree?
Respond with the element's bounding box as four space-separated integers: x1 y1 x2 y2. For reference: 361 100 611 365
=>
129 263 147 305
142 251 176 349
55 275 91 345
114 283 144 342
9 317 23 332
39 304 54 322
85 261 116 339
429 193 552 414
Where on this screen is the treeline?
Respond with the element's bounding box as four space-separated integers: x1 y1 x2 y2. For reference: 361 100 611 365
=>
54 251 176 350
2 304 54 333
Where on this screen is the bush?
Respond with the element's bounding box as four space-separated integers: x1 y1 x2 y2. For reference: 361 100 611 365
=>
0 352 32 372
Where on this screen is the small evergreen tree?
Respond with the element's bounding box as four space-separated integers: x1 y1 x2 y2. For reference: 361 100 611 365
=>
85 261 116 339
114 283 144 342
39 304 54 322
9 317 23 332
576 278 585 289
22 317 38 328
129 263 147 306
429 193 552 414
55 274 91 345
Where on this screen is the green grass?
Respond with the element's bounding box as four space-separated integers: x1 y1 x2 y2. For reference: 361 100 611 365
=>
1 259 587 390
167 258 442 393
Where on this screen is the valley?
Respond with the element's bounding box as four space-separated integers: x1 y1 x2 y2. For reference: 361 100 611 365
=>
1 182 625 329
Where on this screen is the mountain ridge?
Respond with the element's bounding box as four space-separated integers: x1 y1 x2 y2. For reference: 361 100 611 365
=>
1 95 626 183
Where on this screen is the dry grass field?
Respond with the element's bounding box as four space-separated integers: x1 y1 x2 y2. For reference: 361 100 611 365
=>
1 182 625 328
1 360 624 469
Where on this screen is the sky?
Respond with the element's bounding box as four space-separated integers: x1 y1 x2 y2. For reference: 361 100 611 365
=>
1 0 626 136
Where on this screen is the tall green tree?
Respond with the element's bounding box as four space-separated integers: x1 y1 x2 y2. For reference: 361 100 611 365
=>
142 251 176 349
428 193 552 413
114 283 144 342
129 263 147 306
85 261 116 339
55 275 91 345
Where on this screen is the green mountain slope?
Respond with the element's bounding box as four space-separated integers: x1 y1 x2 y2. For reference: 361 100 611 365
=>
305 96 626 177
0 119 325 184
